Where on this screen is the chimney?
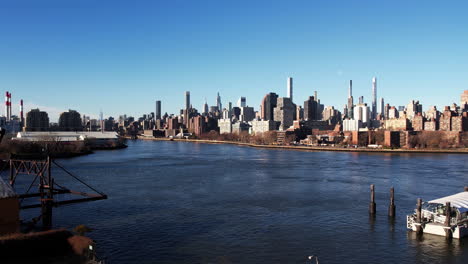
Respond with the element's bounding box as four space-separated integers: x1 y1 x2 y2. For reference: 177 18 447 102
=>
4 92 8 120
8 92 12 121
4 91 12 121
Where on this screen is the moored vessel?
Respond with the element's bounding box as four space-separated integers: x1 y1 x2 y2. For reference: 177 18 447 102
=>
407 191 468 239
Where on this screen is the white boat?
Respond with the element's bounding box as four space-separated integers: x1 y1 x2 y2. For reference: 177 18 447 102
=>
407 191 468 239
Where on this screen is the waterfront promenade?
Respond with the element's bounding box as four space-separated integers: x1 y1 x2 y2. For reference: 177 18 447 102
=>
137 136 468 154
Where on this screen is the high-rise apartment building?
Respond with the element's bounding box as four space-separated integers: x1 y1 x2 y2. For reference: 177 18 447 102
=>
353 103 370 124
237 97 246 107
406 100 423 120
274 97 295 131
384 103 390 120
304 96 318 121
240 107 255 122
59 109 82 131
261 93 278 121
25 109 49 131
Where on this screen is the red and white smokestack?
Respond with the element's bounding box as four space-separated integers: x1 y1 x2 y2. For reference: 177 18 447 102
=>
5 92 9 121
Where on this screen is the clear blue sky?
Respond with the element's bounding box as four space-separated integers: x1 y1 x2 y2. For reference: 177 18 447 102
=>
0 0 467 121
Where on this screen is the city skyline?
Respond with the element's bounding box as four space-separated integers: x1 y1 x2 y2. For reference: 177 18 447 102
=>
1 1 467 120
2 76 467 122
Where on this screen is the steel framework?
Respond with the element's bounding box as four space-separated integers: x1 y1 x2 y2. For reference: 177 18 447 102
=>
6 156 107 230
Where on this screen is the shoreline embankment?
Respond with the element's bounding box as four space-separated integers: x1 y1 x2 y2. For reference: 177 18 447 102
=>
135 137 468 154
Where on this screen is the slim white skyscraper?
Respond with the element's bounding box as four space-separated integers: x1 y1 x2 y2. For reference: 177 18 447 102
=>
287 77 293 102
372 77 377 119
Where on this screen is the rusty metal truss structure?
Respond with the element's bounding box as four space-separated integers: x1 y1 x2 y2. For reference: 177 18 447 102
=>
5 157 107 230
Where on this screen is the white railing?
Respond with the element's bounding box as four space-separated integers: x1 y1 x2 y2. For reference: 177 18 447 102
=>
407 215 415 229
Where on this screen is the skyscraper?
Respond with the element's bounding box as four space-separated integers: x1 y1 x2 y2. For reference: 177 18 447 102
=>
304 96 318 121
380 97 384 119
203 99 209 115
261 92 278 121
155 100 161 120
353 103 370 124
359 96 364 104
287 77 293 102
372 77 377 119
216 92 222 110
185 91 190 110
347 80 354 119
237 97 246 107
317 99 324 120
384 104 390 120
274 97 295 131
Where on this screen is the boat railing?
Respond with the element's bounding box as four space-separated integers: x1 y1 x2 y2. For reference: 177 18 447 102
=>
407 215 415 229
413 211 459 226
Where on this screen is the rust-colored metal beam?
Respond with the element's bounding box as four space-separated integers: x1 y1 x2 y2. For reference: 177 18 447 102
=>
18 189 71 199
20 195 107 209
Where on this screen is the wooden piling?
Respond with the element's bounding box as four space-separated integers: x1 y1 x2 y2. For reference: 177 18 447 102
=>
464 186 468 192
444 202 452 239
388 187 395 218
369 184 376 215
416 198 422 235
444 202 451 226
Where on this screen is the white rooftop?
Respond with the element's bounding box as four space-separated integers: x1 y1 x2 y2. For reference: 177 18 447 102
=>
15 131 119 141
429 192 468 213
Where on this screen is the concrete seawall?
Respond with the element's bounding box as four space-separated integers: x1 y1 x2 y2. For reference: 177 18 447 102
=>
135 137 468 154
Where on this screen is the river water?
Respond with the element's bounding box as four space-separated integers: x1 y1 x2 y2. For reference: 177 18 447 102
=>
20 140 468 263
